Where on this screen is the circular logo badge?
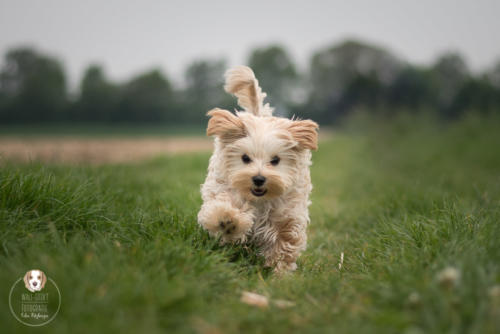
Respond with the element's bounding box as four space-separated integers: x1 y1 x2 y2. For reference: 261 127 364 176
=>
9 270 61 327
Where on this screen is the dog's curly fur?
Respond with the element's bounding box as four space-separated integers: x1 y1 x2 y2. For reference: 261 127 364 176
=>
197 66 318 273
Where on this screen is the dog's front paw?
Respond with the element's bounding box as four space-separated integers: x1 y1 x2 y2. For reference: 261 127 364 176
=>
198 201 253 244
217 209 253 244
219 220 237 235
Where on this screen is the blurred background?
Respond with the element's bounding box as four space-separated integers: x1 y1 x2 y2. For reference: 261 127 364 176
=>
3 3 500 332
0 0 499 161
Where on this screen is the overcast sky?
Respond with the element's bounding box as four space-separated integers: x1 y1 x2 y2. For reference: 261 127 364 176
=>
1 0 499 88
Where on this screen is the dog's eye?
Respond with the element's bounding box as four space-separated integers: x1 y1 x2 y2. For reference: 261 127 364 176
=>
270 156 280 166
241 154 251 164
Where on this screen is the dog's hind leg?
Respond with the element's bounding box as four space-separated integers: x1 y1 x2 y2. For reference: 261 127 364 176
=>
261 216 308 274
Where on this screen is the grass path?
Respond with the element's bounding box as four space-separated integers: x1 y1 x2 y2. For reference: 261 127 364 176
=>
1 116 499 333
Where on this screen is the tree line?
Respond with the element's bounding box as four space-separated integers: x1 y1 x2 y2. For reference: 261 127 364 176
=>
1 40 499 125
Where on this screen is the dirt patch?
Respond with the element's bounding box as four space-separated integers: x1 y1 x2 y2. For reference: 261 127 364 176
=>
0 137 213 164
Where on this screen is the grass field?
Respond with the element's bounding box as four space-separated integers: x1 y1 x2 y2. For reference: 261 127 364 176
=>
1 114 500 333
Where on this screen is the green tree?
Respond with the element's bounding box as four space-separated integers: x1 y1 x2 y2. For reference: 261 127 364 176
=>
248 45 298 116
451 76 500 115
431 52 469 116
117 69 174 123
182 59 233 123
0 47 67 122
72 64 119 122
486 59 500 89
309 40 402 123
388 66 436 110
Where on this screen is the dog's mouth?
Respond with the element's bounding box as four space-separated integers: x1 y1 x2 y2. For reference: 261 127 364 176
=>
251 188 267 197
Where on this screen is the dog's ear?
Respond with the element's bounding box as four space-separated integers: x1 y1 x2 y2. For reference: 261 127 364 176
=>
24 271 33 292
206 108 245 143
23 271 30 288
288 119 319 150
40 271 47 289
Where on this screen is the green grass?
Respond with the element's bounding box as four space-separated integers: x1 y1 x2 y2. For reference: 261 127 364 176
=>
1 114 500 333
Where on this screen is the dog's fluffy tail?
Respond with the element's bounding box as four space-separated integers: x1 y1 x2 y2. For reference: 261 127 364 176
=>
224 66 273 117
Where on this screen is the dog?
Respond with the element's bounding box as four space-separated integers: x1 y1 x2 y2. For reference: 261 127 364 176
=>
23 269 47 292
197 66 318 273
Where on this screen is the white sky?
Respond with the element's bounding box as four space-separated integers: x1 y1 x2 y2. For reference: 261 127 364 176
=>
1 0 499 88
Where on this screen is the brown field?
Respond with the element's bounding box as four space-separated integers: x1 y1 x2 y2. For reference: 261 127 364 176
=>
0 137 213 164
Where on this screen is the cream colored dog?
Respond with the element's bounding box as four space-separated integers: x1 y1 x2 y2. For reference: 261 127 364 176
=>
198 66 318 273
23 269 47 292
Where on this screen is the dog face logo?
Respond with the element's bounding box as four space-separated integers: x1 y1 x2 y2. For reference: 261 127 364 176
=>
23 269 47 292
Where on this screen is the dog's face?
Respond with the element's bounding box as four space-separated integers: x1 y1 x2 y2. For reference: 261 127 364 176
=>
207 109 318 201
23 270 47 292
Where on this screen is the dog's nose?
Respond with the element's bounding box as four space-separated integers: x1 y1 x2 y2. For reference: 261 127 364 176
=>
252 175 266 187
33 282 37 286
